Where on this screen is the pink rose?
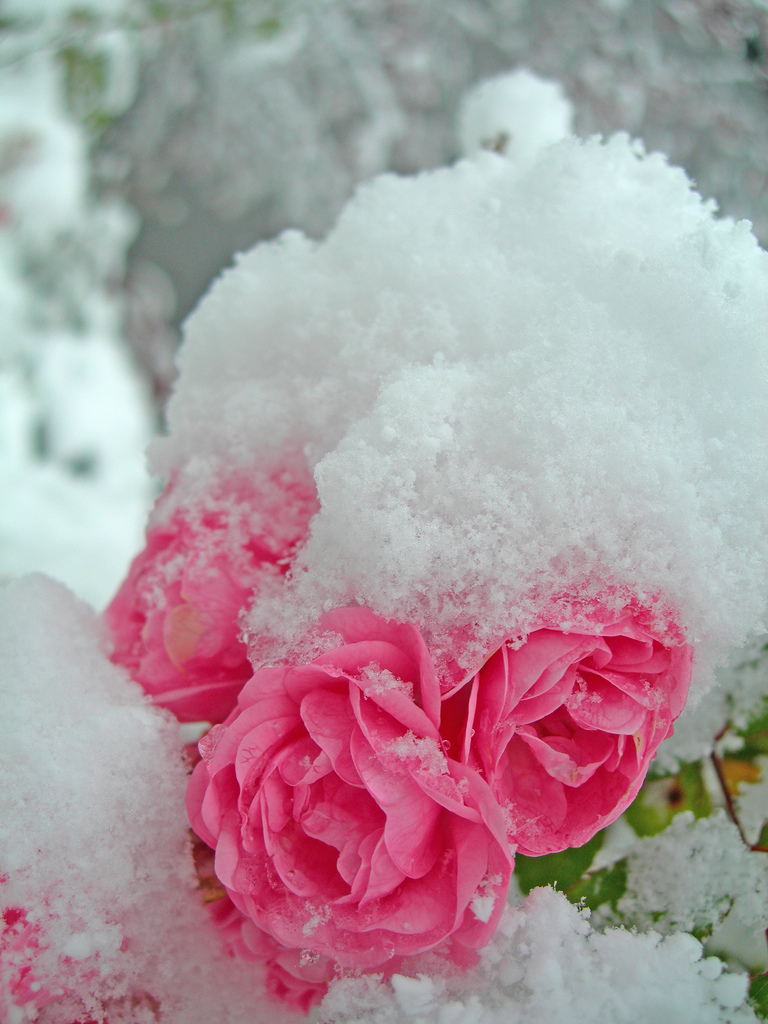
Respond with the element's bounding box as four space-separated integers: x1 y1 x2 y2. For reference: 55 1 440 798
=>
186 608 513 972
106 456 318 724
207 895 331 1012
441 614 692 855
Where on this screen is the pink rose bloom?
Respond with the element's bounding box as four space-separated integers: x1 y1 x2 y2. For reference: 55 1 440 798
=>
208 896 331 1013
441 614 692 856
106 456 318 723
187 608 513 972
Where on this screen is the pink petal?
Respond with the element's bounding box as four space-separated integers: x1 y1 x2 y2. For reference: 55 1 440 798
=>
200 762 240 838
410 768 482 824
447 761 514 856
506 668 577 725
598 636 668 672
347 827 381 902
319 608 441 728
343 868 454 938
281 664 346 707
517 729 612 787
350 726 441 879
268 820 345 899
565 674 648 734
667 645 694 719
450 816 488 924
232 712 301 790
299 774 384 858
186 759 218 847
154 678 245 723
505 631 605 706
341 650 441 741
277 735 332 786
359 832 408 906
496 737 568 850
261 772 293 837
300 687 363 787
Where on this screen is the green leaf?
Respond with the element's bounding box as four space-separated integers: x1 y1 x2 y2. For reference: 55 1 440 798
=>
67 7 99 27
82 109 115 135
147 1 172 21
737 695 768 759
59 45 107 107
567 857 628 914
515 830 604 896
256 15 282 37
755 822 768 850
625 761 711 837
749 973 768 1020
212 0 239 30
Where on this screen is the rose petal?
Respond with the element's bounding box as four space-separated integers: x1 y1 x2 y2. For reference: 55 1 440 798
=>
350 726 441 879
319 608 442 728
277 735 332 787
565 674 648 734
496 737 568 852
505 632 605 705
359 832 408 906
517 729 613 787
299 774 384 858
300 687 364 787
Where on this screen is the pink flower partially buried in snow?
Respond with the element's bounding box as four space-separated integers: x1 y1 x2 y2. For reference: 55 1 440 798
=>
205 894 330 1014
441 613 692 856
186 608 514 976
106 455 318 724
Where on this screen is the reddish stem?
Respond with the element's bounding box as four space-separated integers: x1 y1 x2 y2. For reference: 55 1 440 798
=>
709 750 750 848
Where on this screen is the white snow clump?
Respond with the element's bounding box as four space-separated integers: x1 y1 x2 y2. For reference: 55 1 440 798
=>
458 68 574 161
319 887 758 1024
157 131 768 696
616 811 768 937
0 575 297 1024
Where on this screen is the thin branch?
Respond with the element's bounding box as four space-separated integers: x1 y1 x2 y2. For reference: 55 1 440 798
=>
710 750 751 848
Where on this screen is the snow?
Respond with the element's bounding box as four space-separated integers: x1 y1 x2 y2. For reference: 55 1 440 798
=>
458 70 574 161
657 637 768 771
616 812 768 937
318 887 758 1024
159 131 768 694
0 575 299 1024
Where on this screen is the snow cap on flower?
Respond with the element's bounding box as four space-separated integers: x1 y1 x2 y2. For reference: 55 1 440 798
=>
156 131 768 694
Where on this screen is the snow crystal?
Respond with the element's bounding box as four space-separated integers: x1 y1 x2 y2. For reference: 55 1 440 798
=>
381 732 449 777
0 575 300 1024
657 637 768 771
617 812 768 936
318 887 758 1024
158 132 768 694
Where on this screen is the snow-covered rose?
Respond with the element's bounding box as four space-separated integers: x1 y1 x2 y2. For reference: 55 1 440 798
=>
106 456 317 723
441 614 692 855
186 608 513 974
207 895 331 1013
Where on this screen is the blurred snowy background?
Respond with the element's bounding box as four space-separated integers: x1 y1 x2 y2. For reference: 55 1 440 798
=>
0 0 766 609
